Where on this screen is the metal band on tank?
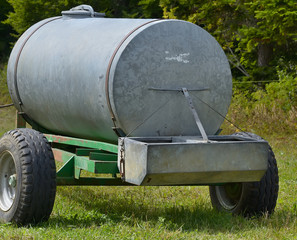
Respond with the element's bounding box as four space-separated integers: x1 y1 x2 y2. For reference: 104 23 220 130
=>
105 19 161 130
13 17 61 112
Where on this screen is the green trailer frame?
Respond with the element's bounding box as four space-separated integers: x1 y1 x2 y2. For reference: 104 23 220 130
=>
16 112 131 186
46 134 131 186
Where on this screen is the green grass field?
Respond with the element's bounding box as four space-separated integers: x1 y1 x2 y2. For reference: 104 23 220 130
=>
0 106 296 239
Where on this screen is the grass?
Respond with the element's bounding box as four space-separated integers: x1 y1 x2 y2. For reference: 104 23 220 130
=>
0 106 296 239
0 63 10 105
1 63 297 239
0 107 15 136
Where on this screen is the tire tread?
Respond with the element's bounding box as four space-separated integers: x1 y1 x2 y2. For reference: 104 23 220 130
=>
209 132 279 217
1 129 56 225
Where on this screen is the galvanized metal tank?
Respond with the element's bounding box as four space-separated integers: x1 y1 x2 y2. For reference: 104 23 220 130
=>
7 5 232 143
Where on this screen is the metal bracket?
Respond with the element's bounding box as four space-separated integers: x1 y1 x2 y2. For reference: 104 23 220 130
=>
119 138 125 180
112 127 126 137
182 88 208 141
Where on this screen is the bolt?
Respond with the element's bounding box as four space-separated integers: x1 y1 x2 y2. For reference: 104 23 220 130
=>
8 174 17 188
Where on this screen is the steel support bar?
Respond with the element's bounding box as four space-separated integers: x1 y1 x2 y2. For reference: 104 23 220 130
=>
90 152 117 161
76 148 107 156
57 177 132 186
53 148 119 173
15 111 26 128
52 148 73 163
56 156 75 178
55 148 121 185
56 177 222 186
182 88 208 141
45 134 118 153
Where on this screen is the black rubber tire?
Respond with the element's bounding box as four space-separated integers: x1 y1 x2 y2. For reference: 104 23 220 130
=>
0 128 56 225
209 132 279 217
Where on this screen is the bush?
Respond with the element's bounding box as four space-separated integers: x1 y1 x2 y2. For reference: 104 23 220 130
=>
0 63 11 104
252 71 297 112
225 70 297 135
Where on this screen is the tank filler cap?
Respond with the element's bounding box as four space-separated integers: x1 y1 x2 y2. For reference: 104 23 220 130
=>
62 5 105 18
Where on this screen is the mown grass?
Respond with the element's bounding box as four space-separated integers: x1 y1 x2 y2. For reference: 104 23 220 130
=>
0 106 296 239
1 64 297 239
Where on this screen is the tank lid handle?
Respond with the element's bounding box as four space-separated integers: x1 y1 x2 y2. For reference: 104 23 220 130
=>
62 5 105 18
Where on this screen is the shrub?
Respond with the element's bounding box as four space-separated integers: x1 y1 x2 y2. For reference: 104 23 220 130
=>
0 63 11 104
226 70 297 135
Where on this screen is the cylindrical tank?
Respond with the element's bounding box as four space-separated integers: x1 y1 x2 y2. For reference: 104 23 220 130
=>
7 5 232 143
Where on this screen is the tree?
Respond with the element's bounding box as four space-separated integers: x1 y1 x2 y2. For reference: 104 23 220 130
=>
142 0 297 83
238 0 297 74
4 0 147 36
4 0 95 36
0 0 15 61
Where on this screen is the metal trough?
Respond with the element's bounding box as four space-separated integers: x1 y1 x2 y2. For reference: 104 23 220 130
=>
119 135 268 186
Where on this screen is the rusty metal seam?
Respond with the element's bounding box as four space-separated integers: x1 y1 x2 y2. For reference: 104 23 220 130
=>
105 19 162 129
13 17 62 112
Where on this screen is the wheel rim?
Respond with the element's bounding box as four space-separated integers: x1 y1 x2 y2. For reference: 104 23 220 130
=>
215 183 243 211
0 151 17 211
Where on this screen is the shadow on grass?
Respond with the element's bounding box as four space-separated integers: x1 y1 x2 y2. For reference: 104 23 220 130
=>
40 186 291 233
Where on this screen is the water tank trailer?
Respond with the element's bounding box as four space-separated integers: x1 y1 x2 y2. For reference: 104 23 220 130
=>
0 5 278 225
